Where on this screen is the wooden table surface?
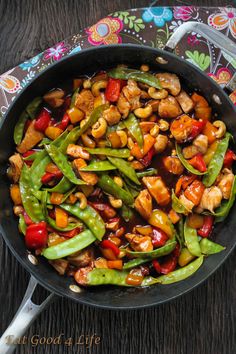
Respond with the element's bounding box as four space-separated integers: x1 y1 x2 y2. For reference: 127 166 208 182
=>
0 1 235 353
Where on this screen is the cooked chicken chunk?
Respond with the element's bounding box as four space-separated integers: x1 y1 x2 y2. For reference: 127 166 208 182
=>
125 233 153 252
156 73 181 96
217 168 234 199
103 105 121 125
199 186 223 213
75 89 94 115
142 176 170 206
193 134 208 154
8 153 23 183
158 96 182 119
49 259 69 275
72 158 98 185
134 189 153 220
74 265 93 286
117 79 141 118
163 156 184 175
170 115 193 143
68 248 94 267
67 144 90 159
179 194 195 212
176 90 194 113
17 120 44 154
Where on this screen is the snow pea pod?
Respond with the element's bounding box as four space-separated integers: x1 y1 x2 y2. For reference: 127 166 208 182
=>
35 187 76 204
86 269 131 286
176 143 207 175
80 160 116 172
23 151 41 161
143 256 204 285
30 153 51 191
172 190 189 215
98 174 134 206
60 202 105 240
124 113 143 148
108 68 162 89
38 138 52 146
45 144 85 185
44 176 73 193
200 238 225 255
25 97 42 118
123 258 150 270
108 157 140 185
184 220 201 257
42 229 96 260
177 217 185 249
60 104 109 153
85 147 130 158
14 111 29 145
19 165 44 222
203 133 231 187
19 214 27 235
70 88 79 108
126 240 177 259
120 204 134 222
136 168 158 178
214 176 236 222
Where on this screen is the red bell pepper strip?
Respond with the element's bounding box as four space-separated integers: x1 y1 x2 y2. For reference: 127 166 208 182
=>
188 120 206 140
58 227 83 238
23 211 33 226
34 109 51 132
41 171 63 185
25 221 48 249
223 149 236 168
140 146 155 167
89 202 116 219
100 239 120 256
160 254 178 274
197 215 214 238
105 78 122 102
22 150 35 166
56 113 70 130
152 259 162 273
152 227 168 248
188 153 207 172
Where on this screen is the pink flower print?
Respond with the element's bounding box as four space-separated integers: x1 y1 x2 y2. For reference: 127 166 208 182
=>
44 42 69 61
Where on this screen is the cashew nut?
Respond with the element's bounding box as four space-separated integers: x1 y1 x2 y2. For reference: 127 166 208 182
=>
74 192 87 209
150 124 160 137
108 195 123 208
213 120 226 138
80 117 90 128
43 89 65 101
91 80 108 96
113 176 123 187
117 130 127 147
83 79 92 89
81 134 96 148
158 119 169 131
154 134 168 153
91 117 107 138
140 64 149 72
148 87 168 99
134 105 153 119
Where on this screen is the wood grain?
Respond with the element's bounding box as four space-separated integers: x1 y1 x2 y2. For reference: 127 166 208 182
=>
0 1 235 353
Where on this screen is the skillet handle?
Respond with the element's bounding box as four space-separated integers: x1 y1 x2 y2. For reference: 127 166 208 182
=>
0 276 55 354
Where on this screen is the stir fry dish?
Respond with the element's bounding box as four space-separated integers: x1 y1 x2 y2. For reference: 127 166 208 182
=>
8 65 236 288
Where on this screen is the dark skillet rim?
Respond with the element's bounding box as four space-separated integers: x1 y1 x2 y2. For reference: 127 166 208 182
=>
1 44 236 310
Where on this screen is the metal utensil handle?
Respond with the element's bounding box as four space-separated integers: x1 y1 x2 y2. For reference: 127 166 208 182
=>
165 21 236 58
0 276 55 354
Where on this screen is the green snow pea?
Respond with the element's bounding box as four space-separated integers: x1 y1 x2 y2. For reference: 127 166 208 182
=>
123 176 140 198
98 174 134 206
124 113 143 148
38 138 52 146
176 143 207 175
120 204 134 222
60 202 105 240
60 104 109 153
85 147 130 158
200 238 225 255
19 214 27 235
80 160 116 172
44 176 73 193
126 240 177 259
172 190 189 215
23 151 41 161
19 165 44 222
30 153 51 191
35 187 76 204
26 97 42 118
108 156 140 185
108 68 162 89
70 88 79 108
143 256 204 285
203 132 231 187
177 217 185 249
45 144 85 185
184 220 201 257
42 229 96 260
123 258 150 270
214 176 236 222
136 168 158 178
14 111 29 145
85 269 131 286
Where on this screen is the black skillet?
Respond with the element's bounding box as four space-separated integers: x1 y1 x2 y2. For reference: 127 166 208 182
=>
0 22 236 354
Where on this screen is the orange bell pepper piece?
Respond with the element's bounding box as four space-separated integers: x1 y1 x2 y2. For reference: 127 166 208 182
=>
184 180 205 206
107 260 123 270
50 192 64 205
45 126 63 140
168 209 180 224
131 134 155 159
10 184 22 205
126 273 144 286
202 121 217 144
55 207 68 228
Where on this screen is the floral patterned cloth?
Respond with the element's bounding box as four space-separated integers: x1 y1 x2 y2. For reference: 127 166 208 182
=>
0 6 235 116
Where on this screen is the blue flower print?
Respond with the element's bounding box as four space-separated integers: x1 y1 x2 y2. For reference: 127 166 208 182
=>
69 45 82 55
142 7 173 27
19 54 43 71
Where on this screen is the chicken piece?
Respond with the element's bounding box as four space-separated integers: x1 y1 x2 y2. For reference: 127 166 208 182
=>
103 105 121 125
170 115 194 143
125 233 153 252
182 145 199 159
67 144 90 160
117 92 130 118
72 158 98 185
191 93 212 120
176 90 194 113
142 176 171 206
134 189 153 220
217 168 234 199
75 89 94 115
193 134 208 154
74 265 93 286
158 96 182 119
68 248 94 267
156 73 181 96
8 153 23 183
199 186 223 213
179 194 195 212
163 156 184 175
17 120 44 154
122 79 141 110
49 259 69 275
